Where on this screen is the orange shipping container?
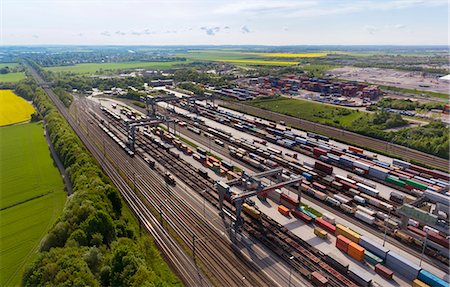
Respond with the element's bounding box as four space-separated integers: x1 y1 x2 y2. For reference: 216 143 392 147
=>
349 146 363 154
208 156 220 164
278 205 290 217
347 242 365 261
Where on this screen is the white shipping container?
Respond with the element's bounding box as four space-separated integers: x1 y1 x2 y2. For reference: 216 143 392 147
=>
356 183 379 197
354 160 371 171
408 219 419 227
322 213 336 225
353 195 366 204
356 205 377 216
355 210 375 225
333 194 351 204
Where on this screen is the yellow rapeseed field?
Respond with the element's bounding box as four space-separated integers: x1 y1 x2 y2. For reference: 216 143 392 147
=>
259 52 328 58
0 90 35 126
219 59 298 66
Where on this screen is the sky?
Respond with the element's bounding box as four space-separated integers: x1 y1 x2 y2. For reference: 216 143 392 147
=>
1 0 448 45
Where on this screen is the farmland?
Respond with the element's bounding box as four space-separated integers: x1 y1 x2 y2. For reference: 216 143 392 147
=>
176 49 329 66
0 72 26 83
219 59 299 66
0 122 65 287
0 90 35 126
43 61 188 74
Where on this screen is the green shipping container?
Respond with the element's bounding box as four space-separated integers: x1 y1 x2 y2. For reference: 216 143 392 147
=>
405 179 428 190
386 176 406 187
364 250 383 265
257 194 267 201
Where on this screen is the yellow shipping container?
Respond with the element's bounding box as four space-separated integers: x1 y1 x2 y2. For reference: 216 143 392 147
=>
314 227 328 239
412 279 430 287
335 224 361 243
347 242 365 261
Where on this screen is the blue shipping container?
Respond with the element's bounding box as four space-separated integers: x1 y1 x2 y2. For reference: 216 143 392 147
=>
418 270 449 287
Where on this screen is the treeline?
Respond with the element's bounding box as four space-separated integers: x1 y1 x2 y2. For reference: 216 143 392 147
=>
173 69 230 86
21 81 181 286
54 87 73 107
177 82 206 95
375 98 445 111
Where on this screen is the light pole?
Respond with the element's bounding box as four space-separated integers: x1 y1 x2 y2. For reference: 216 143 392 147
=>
382 209 392 247
288 255 294 287
419 232 428 267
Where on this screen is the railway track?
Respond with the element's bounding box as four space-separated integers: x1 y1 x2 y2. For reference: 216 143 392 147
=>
99 111 360 287
219 100 449 171
155 107 450 272
75 100 275 287
27 66 211 287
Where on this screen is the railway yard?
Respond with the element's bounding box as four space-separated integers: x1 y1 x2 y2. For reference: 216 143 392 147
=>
28 64 449 287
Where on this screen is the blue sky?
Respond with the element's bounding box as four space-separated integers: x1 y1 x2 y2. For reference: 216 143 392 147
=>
1 0 448 45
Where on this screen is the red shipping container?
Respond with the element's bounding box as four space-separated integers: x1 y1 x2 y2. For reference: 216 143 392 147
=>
410 164 429 174
291 209 312 223
315 161 333 175
329 148 344 156
280 193 299 207
313 147 327 157
428 232 450 249
375 264 394 279
316 217 336 234
340 180 358 191
407 226 427 237
336 235 352 253
311 271 328 287
312 182 326 191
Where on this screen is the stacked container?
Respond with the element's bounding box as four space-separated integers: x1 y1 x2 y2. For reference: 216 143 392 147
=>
385 251 421 281
417 270 449 287
347 242 365 261
336 224 361 243
359 236 389 260
336 235 352 252
278 205 290 217
364 250 383 265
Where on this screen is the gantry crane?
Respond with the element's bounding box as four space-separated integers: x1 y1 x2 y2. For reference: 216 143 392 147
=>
217 168 303 231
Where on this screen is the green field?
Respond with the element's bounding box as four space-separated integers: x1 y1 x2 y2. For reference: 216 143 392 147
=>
0 72 26 83
248 97 364 126
0 63 19 69
44 61 188 74
0 122 66 287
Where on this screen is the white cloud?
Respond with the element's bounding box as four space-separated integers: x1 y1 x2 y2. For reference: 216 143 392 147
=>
100 31 111 36
241 25 251 33
200 26 221 36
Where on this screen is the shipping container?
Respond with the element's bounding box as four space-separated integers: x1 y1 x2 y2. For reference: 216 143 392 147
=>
315 161 333 175
375 263 394 280
280 193 299 208
314 227 328 239
417 269 449 287
278 205 290 217
336 235 352 253
316 217 336 233
336 224 361 243
385 251 421 281
412 279 431 287
364 250 383 265
348 268 372 287
325 252 349 274
310 271 328 287
359 236 389 260
355 210 375 225
356 183 379 197
322 213 336 225
291 209 312 223
347 241 365 261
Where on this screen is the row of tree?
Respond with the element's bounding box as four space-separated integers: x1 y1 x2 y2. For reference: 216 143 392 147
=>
21 80 181 286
